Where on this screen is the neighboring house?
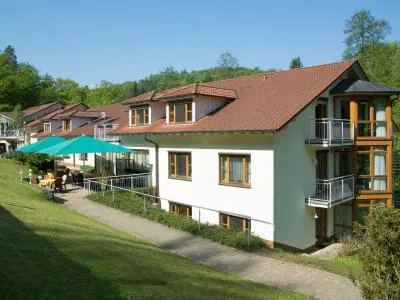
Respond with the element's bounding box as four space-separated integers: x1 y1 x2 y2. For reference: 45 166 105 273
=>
0 112 23 153
109 59 400 251
50 103 126 169
22 102 64 144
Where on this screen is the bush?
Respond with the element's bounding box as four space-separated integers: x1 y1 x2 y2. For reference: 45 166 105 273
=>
3 151 28 164
88 190 267 251
26 153 54 174
80 165 95 176
356 207 400 299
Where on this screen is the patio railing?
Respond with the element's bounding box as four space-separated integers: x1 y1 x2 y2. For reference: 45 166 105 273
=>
84 173 274 250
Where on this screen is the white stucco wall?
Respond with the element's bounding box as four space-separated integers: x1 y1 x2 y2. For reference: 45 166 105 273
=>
273 103 316 250
62 153 96 168
194 95 228 121
151 102 165 123
154 134 275 242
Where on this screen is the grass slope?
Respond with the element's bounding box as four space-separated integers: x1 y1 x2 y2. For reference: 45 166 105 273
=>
0 159 309 300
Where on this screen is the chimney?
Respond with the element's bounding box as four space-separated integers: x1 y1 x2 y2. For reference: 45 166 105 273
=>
100 112 106 118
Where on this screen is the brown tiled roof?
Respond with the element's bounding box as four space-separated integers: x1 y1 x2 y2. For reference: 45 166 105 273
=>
23 102 61 117
160 83 237 99
24 104 83 127
112 60 357 135
59 103 126 137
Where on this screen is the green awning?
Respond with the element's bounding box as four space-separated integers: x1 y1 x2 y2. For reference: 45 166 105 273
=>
18 136 66 153
38 135 133 155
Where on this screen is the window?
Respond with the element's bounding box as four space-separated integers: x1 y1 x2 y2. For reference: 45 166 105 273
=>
79 153 88 161
357 146 387 191
169 152 191 180
63 120 71 131
334 203 352 238
169 101 192 124
219 213 249 232
169 202 192 217
220 154 251 187
133 150 149 170
44 123 51 133
357 98 387 137
131 106 149 126
355 199 387 226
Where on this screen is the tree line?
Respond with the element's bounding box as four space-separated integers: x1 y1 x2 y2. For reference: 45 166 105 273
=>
1 9 399 114
0 50 272 110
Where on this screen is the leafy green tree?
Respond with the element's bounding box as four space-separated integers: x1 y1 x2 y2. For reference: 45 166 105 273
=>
289 57 303 69
10 104 23 129
356 206 400 299
218 52 239 68
343 9 391 59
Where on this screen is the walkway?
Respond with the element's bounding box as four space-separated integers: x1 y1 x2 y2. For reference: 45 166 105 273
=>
58 189 361 300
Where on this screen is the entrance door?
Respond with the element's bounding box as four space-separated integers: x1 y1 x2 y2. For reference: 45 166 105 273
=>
315 150 328 244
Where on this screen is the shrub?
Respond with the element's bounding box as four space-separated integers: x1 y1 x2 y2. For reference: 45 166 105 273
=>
356 207 400 299
26 153 54 174
3 151 28 164
88 190 267 251
80 165 95 176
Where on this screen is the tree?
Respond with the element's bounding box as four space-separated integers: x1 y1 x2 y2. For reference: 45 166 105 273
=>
355 206 400 299
10 104 23 129
289 57 303 69
343 9 391 59
218 52 239 68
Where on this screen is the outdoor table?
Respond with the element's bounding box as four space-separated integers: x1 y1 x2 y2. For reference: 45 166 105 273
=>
40 178 56 187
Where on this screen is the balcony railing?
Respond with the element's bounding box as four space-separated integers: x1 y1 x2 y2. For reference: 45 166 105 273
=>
0 129 23 139
94 126 120 142
306 175 354 208
305 118 354 147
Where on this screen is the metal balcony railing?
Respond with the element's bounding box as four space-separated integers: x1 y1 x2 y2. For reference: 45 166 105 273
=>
306 175 354 208
94 126 120 142
0 129 23 139
305 118 354 147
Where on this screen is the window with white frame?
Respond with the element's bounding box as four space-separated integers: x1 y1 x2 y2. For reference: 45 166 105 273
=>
44 122 51 133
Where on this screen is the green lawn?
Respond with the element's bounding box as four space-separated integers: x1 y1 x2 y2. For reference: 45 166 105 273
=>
0 159 309 300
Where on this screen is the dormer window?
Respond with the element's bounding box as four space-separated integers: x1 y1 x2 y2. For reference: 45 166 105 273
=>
63 120 71 131
44 122 51 133
169 101 192 124
131 106 149 126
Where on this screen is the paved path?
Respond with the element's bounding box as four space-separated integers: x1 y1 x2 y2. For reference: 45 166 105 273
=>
58 189 361 300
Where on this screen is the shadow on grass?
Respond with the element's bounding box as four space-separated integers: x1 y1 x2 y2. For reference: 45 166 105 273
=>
0 204 123 300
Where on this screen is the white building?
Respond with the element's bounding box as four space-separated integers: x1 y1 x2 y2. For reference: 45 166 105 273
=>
109 60 400 251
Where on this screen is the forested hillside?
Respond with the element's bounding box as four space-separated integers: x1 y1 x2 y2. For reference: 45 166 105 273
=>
1 9 400 122
0 49 268 110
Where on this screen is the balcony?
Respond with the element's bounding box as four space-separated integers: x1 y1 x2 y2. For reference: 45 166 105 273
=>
305 119 354 147
0 129 23 140
94 125 120 143
306 175 354 208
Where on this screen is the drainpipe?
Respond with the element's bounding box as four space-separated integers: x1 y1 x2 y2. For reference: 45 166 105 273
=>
144 134 159 197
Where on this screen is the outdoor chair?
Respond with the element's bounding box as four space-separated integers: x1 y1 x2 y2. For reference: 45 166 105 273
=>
53 177 64 193
61 174 68 191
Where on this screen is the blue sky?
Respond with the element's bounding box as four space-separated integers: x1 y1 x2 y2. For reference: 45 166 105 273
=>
1 0 399 86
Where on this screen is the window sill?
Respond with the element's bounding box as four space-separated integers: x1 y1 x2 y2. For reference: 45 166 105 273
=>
219 182 251 189
168 176 192 182
357 190 392 194
130 124 150 127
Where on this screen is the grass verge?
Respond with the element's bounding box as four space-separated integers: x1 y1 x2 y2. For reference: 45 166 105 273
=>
0 158 309 300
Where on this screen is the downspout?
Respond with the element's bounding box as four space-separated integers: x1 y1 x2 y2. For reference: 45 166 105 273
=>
144 133 159 197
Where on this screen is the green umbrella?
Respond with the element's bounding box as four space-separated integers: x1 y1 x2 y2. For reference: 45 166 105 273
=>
38 135 133 155
18 136 66 153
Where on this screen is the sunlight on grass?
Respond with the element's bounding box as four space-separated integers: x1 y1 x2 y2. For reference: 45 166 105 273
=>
0 158 309 300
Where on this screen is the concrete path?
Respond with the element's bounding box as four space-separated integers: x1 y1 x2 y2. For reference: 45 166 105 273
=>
58 189 361 300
